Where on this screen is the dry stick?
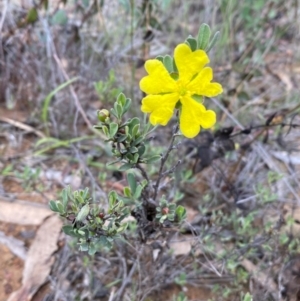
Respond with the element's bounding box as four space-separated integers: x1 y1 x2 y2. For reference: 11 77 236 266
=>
0 0 8 81
53 54 93 131
0 116 46 138
52 52 107 146
0 0 8 33
153 125 179 201
113 246 144 301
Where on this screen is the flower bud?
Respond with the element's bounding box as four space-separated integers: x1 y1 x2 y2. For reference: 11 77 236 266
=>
161 207 169 215
98 109 110 122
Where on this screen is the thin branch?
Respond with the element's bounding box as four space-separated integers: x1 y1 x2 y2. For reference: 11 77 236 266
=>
230 122 300 138
0 0 8 33
153 125 179 200
136 163 150 183
113 246 144 301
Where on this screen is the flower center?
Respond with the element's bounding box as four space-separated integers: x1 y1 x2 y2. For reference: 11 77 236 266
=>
177 80 188 96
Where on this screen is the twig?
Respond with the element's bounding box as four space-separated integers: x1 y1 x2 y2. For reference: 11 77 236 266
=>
52 54 93 134
0 116 46 138
136 163 150 183
161 160 181 177
230 122 300 138
0 0 8 33
50 41 107 147
153 125 179 200
113 246 143 301
108 287 116 301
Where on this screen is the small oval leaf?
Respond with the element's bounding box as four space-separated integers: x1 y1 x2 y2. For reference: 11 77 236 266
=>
76 204 90 221
109 122 118 138
197 23 211 50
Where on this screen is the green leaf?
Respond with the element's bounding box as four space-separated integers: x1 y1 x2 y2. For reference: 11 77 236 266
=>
116 223 128 233
163 55 173 73
1 164 13 176
76 204 90 221
128 117 140 134
133 185 143 199
206 31 220 53
129 146 138 154
243 293 253 301
127 172 137 194
26 8 38 23
133 136 144 146
133 153 139 163
108 191 118 208
114 102 123 119
88 242 98 255
117 93 126 106
62 187 69 210
175 205 187 221
49 200 59 212
62 225 78 237
117 134 127 143
119 163 133 171
123 98 132 114
98 235 113 249
123 186 132 198
197 23 211 50
192 94 203 103
167 213 175 221
186 36 197 51
102 125 109 137
51 9 68 26
137 144 146 156
159 215 167 223
56 201 65 214
156 55 164 63
109 122 118 138
82 187 89 199
132 124 140 139
145 155 161 164
110 108 118 119
79 242 89 252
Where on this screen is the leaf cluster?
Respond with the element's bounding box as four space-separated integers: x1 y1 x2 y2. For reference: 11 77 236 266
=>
49 186 130 255
95 93 160 171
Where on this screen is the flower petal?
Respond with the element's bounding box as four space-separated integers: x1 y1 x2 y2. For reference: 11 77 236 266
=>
179 96 216 138
187 67 223 97
174 43 209 83
141 93 179 126
139 60 177 94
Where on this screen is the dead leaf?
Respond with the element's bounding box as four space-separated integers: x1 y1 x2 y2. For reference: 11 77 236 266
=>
0 198 53 225
8 214 63 301
169 234 195 255
241 258 277 298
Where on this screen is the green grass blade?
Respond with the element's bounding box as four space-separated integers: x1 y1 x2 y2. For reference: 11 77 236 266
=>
42 77 78 135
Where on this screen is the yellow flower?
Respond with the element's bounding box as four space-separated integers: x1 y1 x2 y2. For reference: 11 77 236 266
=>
139 43 223 138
